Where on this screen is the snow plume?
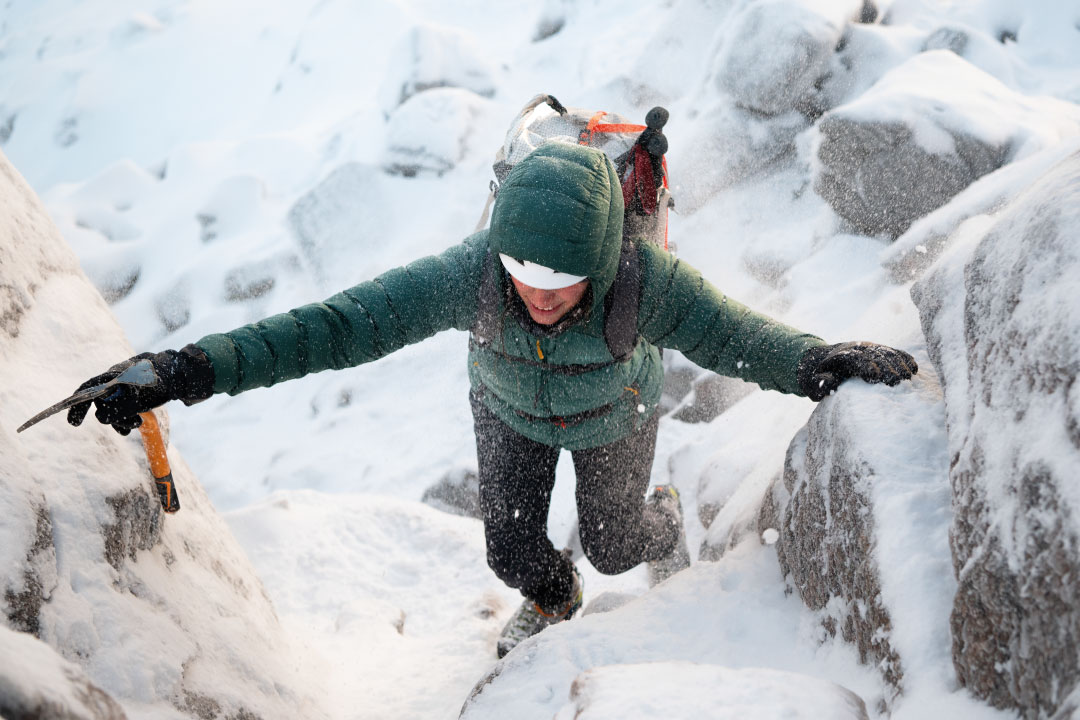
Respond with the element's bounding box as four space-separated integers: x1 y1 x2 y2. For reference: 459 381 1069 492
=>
0 150 326 719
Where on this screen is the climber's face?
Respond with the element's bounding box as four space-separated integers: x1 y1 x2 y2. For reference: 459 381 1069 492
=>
510 277 589 325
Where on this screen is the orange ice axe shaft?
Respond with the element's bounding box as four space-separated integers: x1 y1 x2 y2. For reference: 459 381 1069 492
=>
138 411 179 513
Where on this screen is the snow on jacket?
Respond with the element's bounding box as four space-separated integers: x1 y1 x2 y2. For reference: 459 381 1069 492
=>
194 143 825 450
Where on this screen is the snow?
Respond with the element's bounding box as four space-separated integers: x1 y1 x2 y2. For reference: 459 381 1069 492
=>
2 0 1080 718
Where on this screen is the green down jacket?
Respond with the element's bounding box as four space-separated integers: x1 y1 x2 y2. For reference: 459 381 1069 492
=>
195 143 825 450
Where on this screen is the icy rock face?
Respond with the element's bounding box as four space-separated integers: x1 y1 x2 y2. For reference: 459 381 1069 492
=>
0 626 127 720
772 420 903 698
378 25 497 115
714 0 862 117
911 151 1080 718
811 51 1080 239
0 150 326 718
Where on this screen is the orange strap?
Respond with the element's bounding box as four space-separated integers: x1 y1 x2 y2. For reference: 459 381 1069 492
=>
137 412 171 480
580 111 647 145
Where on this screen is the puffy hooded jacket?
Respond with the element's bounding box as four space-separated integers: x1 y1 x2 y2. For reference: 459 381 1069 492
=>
195 143 825 450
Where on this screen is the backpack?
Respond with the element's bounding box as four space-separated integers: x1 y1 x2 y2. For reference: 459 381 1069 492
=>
472 94 675 366
475 93 674 251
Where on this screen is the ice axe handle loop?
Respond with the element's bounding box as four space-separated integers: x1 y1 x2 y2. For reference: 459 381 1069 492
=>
137 411 179 513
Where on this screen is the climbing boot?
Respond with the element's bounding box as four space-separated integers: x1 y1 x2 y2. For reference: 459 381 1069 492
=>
496 565 583 658
646 484 691 587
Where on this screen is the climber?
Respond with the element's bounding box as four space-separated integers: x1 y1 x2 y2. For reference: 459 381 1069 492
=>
65 142 917 658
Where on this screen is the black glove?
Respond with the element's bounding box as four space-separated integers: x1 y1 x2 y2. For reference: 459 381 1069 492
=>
797 342 918 402
67 345 215 435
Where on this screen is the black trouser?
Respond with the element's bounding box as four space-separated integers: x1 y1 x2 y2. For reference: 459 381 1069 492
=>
471 394 679 610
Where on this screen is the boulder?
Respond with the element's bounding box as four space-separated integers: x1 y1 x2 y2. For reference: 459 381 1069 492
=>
383 88 489 177
769 371 955 708
713 0 862 116
811 51 1080 239
422 468 481 519
774 421 904 699
911 150 1080 718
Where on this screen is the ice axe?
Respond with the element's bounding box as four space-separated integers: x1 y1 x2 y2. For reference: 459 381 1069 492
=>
17 359 181 513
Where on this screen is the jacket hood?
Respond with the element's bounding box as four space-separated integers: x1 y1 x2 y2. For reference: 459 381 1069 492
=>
487 142 624 304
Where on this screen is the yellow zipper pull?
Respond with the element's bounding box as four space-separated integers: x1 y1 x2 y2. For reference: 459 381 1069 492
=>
536 340 544 361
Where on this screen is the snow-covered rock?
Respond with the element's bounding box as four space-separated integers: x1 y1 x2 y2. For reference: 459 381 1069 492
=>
810 51 1080 238
378 25 497 115
0 149 327 718
458 550 880 719
287 161 393 287
713 0 865 117
765 374 955 708
551 662 869 719
383 88 491 177
0 625 127 720
911 150 1080 718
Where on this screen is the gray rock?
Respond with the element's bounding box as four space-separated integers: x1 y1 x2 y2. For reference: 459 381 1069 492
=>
421 469 481 519
911 150 1080 718
814 113 1005 239
287 161 390 288
671 373 756 424
775 417 903 701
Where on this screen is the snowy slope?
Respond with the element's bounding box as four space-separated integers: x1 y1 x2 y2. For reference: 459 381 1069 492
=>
3 0 1080 718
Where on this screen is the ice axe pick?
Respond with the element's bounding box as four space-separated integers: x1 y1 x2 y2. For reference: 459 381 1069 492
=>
17 359 181 513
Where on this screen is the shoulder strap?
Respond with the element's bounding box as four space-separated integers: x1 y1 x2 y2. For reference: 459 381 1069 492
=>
472 250 501 344
603 238 641 362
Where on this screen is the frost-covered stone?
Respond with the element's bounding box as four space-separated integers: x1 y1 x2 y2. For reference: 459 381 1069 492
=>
775 422 903 697
378 25 497 114
770 375 955 706
810 51 1080 239
911 150 1080 718
0 626 127 720
383 88 489 177
714 0 861 116
552 662 868 719
0 149 328 718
